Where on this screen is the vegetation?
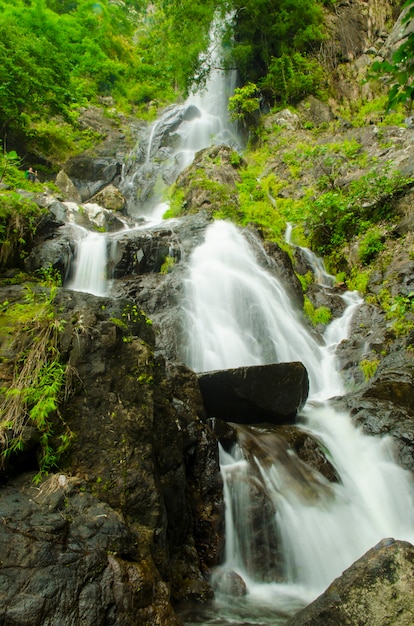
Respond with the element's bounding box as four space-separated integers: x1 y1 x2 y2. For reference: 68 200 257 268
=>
360 357 380 381
371 0 414 113
0 273 73 482
303 297 331 327
0 0 217 162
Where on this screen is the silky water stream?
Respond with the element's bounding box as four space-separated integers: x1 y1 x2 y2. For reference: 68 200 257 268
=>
67 12 239 296
178 220 414 625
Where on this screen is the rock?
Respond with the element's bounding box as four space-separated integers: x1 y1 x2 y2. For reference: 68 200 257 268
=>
286 538 414 626
62 156 122 202
336 348 414 472
276 424 340 483
0 287 225 621
263 109 300 131
55 169 82 202
24 234 74 276
361 352 414 410
173 144 244 216
264 239 305 309
297 96 335 127
211 568 247 596
197 362 309 425
0 473 182 626
89 184 126 211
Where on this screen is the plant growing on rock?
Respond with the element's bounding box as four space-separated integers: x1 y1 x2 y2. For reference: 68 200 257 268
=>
370 1 414 113
360 358 380 381
0 276 73 481
303 296 331 327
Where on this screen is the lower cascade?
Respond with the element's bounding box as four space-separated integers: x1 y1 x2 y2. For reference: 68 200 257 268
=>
177 220 414 625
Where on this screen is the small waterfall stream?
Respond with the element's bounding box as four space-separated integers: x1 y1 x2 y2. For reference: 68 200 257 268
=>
67 12 239 296
65 228 108 296
179 220 414 625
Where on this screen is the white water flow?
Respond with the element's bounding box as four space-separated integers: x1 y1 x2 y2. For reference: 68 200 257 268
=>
66 228 108 296
285 222 334 287
173 15 239 172
121 12 239 220
181 220 414 622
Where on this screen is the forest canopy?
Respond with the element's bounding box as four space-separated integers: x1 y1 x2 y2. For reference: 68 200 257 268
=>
0 0 330 141
1 0 412 164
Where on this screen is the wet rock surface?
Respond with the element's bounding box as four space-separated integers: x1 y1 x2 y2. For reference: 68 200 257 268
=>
197 363 309 425
286 538 414 626
0 289 223 624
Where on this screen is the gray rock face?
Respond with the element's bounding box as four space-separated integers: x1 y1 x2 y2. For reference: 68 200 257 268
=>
335 346 414 472
286 538 414 626
0 288 224 624
197 362 309 425
0 474 181 626
62 156 122 202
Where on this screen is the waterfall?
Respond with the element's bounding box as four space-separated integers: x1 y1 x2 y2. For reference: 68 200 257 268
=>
66 228 108 296
57 11 414 623
179 220 414 625
180 220 339 398
67 11 240 295
120 11 240 219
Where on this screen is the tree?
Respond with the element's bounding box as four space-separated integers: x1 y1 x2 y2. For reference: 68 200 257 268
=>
229 0 327 105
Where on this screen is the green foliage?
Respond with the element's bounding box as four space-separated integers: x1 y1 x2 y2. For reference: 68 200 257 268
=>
26 119 102 165
236 169 287 239
360 358 380 381
0 188 42 269
160 256 176 274
260 52 325 104
0 279 73 481
303 296 331 326
358 227 385 265
347 267 371 294
0 0 218 150
229 83 261 125
164 186 186 219
370 1 414 113
297 271 314 292
305 165 412 257
379 290 414 337
230 0 327 107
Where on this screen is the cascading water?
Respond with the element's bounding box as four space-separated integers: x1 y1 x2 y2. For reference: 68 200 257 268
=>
179 220 414 625
65 228 108 296
120 11 240 219
180 221 337 396
67 12 240 296
58 10 414 623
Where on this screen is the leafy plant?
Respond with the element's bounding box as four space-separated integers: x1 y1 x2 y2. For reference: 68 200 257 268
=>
370 1 414 113
303 296 331 326
360 358 380 381
0 191 42 269
228 82 261 126
0 281 73 481
358 227 385 265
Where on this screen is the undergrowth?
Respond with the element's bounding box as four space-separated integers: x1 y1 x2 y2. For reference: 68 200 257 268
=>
0 274 74 482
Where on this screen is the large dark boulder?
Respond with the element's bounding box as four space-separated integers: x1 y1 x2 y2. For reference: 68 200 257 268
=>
197 362 309 425
286 538 414 626
61 156 122 202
